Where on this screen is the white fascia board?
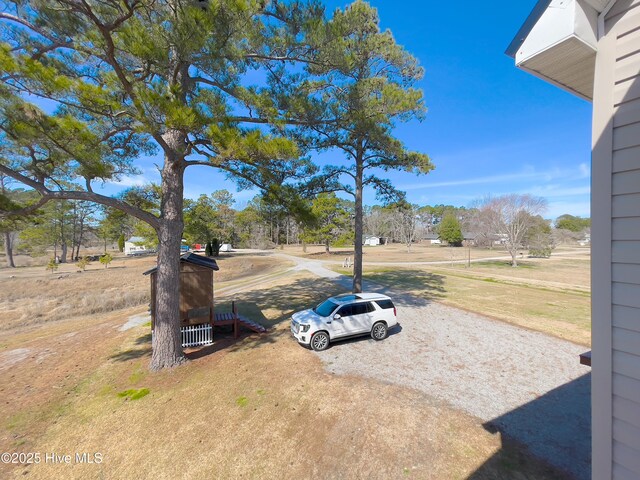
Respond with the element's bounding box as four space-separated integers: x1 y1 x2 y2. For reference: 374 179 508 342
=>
515 0 598 66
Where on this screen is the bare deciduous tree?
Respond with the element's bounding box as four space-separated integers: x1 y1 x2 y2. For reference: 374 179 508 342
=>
391 202 418 253
477 194 548 267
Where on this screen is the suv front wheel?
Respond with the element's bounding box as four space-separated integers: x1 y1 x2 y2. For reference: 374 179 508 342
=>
310 331 330 351
371 321 388 341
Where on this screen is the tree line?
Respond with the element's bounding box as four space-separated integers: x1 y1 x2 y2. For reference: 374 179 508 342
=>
1 183 590 269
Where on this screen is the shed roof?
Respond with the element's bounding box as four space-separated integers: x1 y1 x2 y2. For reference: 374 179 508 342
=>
143 252 219 276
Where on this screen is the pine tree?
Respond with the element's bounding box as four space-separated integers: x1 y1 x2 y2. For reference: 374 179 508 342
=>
293 1 433 292
0 0 325 370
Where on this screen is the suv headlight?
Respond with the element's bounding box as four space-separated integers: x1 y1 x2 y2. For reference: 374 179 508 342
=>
300 324 310 333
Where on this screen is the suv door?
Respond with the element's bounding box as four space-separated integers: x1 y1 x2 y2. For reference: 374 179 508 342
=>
337 302 374 335
332 304 352 337
353 302 376 333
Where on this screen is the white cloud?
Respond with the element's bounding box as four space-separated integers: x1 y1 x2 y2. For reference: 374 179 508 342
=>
579 162 590 178
523 185 591 198
400 164 590 192
106 174 152 188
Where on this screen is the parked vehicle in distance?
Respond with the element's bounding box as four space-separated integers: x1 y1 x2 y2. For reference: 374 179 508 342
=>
291 293 398 351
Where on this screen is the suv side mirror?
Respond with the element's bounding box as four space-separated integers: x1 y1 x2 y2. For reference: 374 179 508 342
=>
333 313 342 320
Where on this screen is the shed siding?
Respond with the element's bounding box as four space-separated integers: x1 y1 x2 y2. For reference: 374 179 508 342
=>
604 3 640 477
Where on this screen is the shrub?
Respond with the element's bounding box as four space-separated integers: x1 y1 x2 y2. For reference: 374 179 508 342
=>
76 256 90 271
438 214 463 247
100 253 113 268
529 246 552 258
46 258 59 273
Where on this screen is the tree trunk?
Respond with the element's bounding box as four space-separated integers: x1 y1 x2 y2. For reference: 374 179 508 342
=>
4 231 15 268
75 216 85 260
509 247 518 267
60 242 68 263
353 154 364 293
149 141 188 371
325 240 330 253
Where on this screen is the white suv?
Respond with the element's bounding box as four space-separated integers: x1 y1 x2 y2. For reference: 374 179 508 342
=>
291 293 398 351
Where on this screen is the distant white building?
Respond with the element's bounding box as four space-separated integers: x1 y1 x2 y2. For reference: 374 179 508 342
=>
364 236 381 246
423 233 441 245
124 236 147 256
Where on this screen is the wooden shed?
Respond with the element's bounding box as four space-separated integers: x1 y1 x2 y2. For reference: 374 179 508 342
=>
144 252 219 347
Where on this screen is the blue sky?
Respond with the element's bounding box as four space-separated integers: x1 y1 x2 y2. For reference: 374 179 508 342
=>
102 1 593 220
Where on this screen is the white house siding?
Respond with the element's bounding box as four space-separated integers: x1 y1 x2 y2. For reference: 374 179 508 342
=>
599 1 640 478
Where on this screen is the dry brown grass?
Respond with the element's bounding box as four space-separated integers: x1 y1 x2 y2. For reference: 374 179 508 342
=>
0 254 292 332
281 242 590 265
0 272 564 480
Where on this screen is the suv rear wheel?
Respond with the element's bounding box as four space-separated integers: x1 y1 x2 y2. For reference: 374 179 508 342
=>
371 321 388 341
310 331 330 351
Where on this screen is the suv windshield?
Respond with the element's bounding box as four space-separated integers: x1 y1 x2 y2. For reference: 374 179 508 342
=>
313 299 338 317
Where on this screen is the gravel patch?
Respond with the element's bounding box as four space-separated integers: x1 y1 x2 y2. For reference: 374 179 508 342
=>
315 287 591 479
119 313 150 331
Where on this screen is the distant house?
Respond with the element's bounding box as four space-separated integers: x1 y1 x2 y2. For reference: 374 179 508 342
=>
508 1 640 477
462 231 480 245
364 236 381 246
423 233 441 245
579 233 591 246
124 236 147 256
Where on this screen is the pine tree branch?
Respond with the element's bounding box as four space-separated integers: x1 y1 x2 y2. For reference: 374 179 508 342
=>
0 164 160 229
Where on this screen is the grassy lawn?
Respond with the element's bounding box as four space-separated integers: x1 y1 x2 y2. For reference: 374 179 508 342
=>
333 258 591 346
0 267 565 479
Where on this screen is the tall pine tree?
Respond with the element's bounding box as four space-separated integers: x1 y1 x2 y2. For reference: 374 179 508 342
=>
0 0 324 370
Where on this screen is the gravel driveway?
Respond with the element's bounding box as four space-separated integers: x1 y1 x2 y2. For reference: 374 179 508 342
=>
282 255 591 480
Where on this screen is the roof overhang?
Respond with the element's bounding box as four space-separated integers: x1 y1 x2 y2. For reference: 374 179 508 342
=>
507 0 604 101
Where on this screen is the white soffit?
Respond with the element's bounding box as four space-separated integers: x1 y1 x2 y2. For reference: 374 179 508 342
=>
515 0 598 100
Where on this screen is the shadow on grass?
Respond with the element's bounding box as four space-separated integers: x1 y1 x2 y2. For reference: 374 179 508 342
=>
110 347 151 362
364 269 446 302
135 333 152 345
110 333 152 362
304 249 355 257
